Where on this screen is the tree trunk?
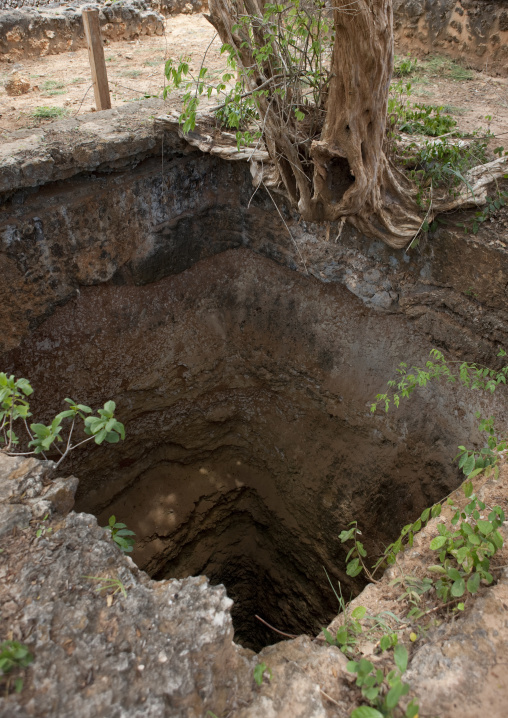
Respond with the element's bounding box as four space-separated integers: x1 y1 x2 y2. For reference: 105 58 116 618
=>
204 0 508 250
307 0 422 246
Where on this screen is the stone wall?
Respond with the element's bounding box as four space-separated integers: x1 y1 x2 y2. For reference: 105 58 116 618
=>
1 0 506 71
0 0 205 13
393 0 508 76
0 1 164 60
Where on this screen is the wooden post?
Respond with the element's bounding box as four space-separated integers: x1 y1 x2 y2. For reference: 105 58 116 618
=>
82 8 111 111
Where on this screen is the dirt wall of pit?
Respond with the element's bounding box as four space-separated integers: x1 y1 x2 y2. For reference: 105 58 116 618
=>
2 100 508 650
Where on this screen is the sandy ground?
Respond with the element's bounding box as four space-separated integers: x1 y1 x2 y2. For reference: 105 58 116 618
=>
0 14 223 136
0 13 507 142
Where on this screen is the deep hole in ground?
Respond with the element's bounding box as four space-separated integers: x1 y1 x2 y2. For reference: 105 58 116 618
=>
2 247 473 651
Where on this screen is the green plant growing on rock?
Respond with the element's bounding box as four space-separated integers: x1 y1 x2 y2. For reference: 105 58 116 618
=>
84 575 127 598
0 640 33 694
390 576 434 621
341 348 508 593
339 521 376 581
347 645 418 718
371 348 508 480
0 373 125 468
104 515 136 553
253 661 272 686
35 513 53 540
427 481 505 601
322 605 366 654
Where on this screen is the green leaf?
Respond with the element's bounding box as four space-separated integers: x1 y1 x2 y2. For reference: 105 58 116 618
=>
463 454 475 476
358 658 374 675
477 520 493 536
351 606 366 620
427 564 446 574
94 429 108 445
405 699 419 718
14 677 24 693
463 480 474 498
430 536 447 550
447 567 462 581
253 662 269 686
386 679 409 710
322 628 335 645
451 578 465 597
491 529 503 550
394 644 408 673
346 558 363 577
351 708 383 718
335 626 348 646
467 572 480 593
339 528 355 542
431 504 442 518
54 410 75 420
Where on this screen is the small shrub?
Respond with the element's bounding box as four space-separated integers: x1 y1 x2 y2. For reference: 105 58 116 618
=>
348 645 418 718
322 605 366 654
215 85 259 130
394 56 418 77
0 373 125 467
84 575 127 598
398 104 457 137
104 515 136 553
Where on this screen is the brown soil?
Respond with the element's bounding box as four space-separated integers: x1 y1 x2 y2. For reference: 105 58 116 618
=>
0 13 507 140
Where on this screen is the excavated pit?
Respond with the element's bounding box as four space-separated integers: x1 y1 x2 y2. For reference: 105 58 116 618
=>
3 114 506 653
3 247 474 651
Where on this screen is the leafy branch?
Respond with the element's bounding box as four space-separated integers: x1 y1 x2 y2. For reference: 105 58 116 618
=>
0 373 125 468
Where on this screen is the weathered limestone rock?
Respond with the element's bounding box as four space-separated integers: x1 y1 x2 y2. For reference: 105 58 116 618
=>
0 454 354 718
0 454 255 718
4 73 30 96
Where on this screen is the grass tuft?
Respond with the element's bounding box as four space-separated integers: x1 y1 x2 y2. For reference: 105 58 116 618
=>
31 106 69 119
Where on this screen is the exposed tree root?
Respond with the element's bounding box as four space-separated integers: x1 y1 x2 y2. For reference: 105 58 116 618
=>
157 111 508 249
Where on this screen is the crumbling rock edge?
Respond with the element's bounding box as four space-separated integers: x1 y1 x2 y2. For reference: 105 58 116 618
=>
2 452 508 717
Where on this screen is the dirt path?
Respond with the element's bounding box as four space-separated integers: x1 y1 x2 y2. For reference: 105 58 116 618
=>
0 13 507 143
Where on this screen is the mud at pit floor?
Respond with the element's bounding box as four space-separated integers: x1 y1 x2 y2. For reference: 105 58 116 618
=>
3 248 477 651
